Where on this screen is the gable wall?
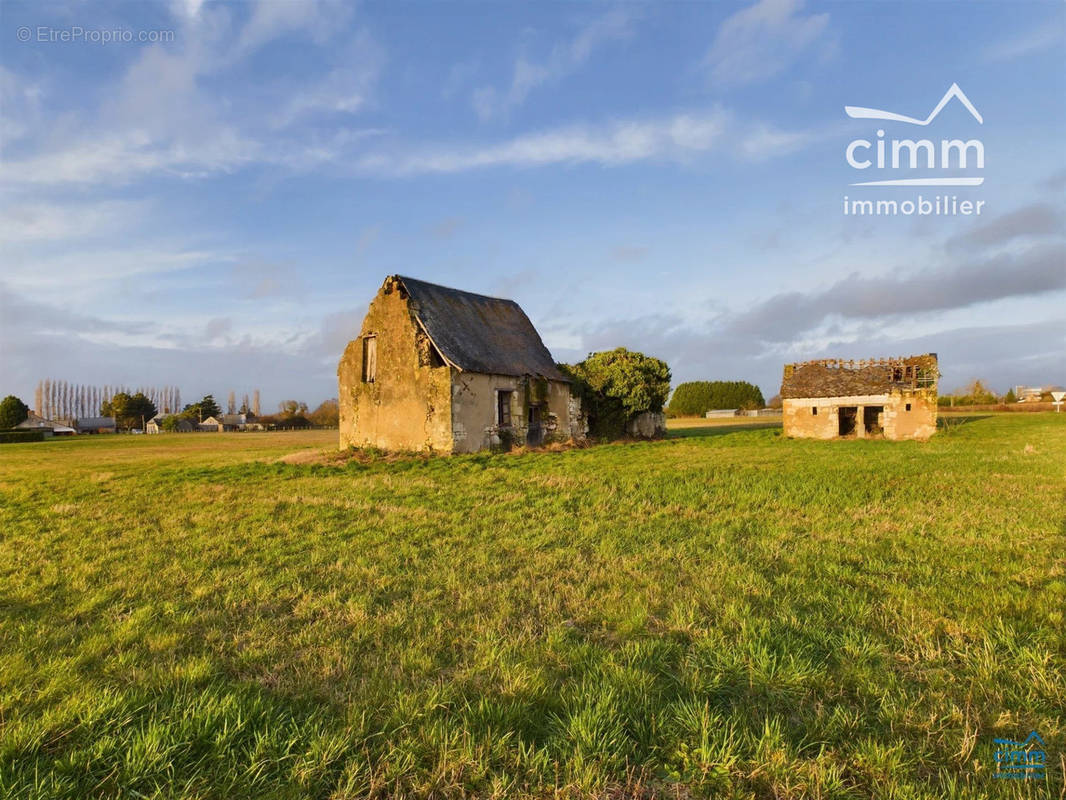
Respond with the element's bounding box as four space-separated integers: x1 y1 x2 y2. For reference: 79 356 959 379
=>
338 283 453 452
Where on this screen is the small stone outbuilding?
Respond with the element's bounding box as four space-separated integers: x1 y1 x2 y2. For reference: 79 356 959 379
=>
781 354 939 440
338 275 584 453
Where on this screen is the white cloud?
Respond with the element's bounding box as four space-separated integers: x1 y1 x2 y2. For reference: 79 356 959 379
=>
272 31 385 126
738 123 824 161
234 0 352 58
0 200 147 245
985 23 1063 62
704 0 830 87
3 246 235 291
472 8 634 120
356 110 731 175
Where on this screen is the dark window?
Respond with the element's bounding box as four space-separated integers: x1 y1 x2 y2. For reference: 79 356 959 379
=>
905 403 912 411
362 336 377 383
892 367 904 381
497 391 512 426
812 407 818 415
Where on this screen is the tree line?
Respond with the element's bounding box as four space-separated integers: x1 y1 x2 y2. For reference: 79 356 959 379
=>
34 380 182 421
666 381 766 416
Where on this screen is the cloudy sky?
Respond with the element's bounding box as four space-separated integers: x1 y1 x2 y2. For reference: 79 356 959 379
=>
1 0 1064 410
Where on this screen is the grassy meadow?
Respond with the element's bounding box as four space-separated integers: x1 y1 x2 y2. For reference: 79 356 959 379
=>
0 415 1063 799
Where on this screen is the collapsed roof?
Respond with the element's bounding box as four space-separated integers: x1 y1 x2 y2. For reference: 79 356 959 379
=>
780 354 938 399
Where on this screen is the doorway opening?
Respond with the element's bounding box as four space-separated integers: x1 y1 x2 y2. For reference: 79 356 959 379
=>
838 406 858 437
863 406 884 436
526 405 543 446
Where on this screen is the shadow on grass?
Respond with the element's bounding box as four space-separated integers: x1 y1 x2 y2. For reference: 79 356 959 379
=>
667 422 781 440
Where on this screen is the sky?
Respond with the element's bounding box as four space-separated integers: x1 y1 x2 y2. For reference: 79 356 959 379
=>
1 0 1064 412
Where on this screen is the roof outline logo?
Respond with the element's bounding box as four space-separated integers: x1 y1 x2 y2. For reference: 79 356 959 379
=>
994 731 1046 748
994 730 1047 781
845 83 983 126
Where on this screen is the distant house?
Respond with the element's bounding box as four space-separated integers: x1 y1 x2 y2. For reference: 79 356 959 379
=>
75 416 116 434
198 416 223 432
338 275 583 453
16 413 75 436
780 354 939 441
1014 385 1044 403
220 413 247 431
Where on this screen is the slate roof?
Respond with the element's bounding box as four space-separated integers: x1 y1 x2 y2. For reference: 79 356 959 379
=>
394 275 567 381
781 354 938 399
76 416 116 430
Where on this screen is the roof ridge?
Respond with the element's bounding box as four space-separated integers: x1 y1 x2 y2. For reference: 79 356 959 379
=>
394 275 520 306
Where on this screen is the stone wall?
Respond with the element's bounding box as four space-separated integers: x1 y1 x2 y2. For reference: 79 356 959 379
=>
783 392 937 441
338 280 453 452
626 411 667 439
451 372 574 453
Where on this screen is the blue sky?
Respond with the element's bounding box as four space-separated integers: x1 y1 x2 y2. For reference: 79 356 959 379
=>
1 0 1064 411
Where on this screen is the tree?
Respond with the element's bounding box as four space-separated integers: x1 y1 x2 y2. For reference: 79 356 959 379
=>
180 395 221 421
560 348 671 439
1003 388 1017 404
667 381 766 416
309 399 339 427
102 392 157 430
0 395 29 429
964 379 996 404
278 400 309 417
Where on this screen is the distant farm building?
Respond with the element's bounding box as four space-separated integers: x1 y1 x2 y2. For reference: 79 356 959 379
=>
1014 385 1044 403
220 413 249 431
705 409 738 418
75 416 116 434
16 413 75 436
781 354 939 440
338 275 583 453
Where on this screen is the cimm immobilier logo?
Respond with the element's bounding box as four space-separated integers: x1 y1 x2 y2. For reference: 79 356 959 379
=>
843 83 985 218
994 731 1047 781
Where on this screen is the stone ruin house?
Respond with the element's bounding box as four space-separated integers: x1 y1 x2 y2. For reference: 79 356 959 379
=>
780 354 939 440
338 275 584 453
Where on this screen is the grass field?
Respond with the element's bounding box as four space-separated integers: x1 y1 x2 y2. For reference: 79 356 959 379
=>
1 415 1063 799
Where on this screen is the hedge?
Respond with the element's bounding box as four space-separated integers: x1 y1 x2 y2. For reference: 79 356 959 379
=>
0 430 46 444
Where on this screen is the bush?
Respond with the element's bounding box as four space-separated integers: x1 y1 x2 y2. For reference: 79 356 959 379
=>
0 396 29 429
667 381 765 416
560 348 671 440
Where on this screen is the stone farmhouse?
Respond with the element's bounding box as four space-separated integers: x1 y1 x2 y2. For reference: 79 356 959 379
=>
338 275 584 454
781 354 939 440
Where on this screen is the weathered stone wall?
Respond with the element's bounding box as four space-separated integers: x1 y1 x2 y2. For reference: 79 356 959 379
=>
451 372 574 453
338 280 453 452
783 392 937 441
882 393 937 440
626 411 666 439
783 397 842 440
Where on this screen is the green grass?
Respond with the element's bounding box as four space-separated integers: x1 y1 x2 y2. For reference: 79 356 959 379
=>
1 417 1063 799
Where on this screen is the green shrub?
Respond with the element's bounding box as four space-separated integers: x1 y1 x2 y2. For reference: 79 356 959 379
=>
560 348 671 439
